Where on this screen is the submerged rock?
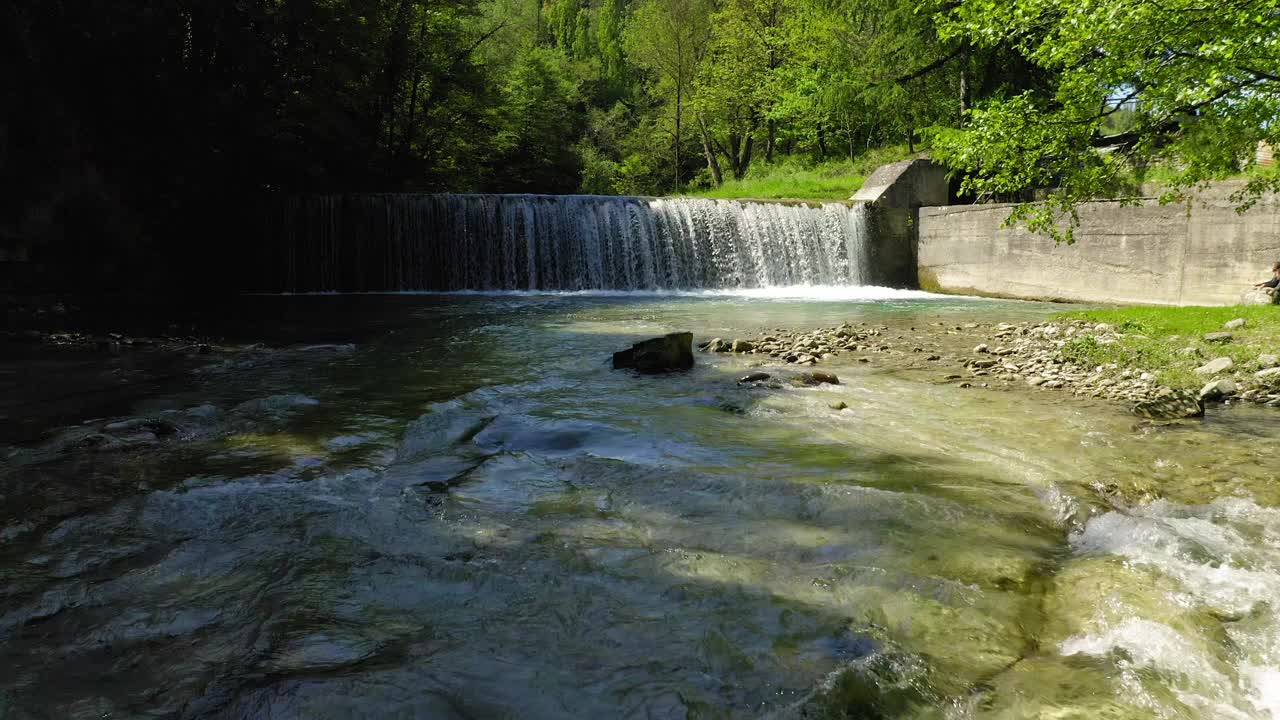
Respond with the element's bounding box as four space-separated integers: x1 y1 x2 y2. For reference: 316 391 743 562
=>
793 371 840 386
737 371 771 384
1131 389 1204 420
613 332 695 373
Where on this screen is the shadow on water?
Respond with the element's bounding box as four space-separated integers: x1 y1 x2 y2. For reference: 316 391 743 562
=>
1 294 1276 719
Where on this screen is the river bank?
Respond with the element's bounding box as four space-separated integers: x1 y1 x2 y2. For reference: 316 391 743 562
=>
703 304 1280 420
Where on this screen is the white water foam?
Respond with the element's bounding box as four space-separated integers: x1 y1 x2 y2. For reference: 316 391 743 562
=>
271 285 966 302
1062 497 1280 719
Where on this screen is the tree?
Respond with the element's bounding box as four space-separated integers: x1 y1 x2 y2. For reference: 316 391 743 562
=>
624 0 714 189
932 0 1280 242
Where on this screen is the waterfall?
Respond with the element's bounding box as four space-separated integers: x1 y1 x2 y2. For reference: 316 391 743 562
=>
267 194 875 292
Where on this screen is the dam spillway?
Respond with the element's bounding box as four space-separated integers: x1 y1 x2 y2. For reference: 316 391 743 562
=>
264 194 879 293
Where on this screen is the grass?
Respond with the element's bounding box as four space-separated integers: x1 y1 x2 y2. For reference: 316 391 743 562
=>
685 145 924 201
1056 305 1280 389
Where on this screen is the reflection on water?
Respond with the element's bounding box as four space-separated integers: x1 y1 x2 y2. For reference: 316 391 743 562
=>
2 294 1279 719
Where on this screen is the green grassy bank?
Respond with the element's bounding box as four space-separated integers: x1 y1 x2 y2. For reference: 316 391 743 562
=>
1056 305 1280 390
684 146 923 201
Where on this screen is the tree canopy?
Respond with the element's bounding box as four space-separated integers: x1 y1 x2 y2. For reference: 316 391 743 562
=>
933 0 1280 241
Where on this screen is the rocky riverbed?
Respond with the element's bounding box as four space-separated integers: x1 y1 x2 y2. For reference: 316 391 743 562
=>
702 317 1280 419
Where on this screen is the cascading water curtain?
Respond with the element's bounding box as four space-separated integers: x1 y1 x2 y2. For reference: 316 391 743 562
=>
265 194 874 292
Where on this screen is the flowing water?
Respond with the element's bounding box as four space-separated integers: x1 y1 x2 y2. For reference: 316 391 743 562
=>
265 195 871 292
3 291 1280 719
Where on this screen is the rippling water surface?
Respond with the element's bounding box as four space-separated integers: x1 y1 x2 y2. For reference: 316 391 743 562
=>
2 292 1279 719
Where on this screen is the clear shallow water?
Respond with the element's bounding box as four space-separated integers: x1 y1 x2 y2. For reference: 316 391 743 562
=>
2 293 1279 719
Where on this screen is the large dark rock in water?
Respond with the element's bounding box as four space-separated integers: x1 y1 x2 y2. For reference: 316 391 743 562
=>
613 332 694 373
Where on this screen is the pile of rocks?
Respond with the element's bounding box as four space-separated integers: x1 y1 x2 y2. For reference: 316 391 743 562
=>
699 323 889 364
959 319 1280 413
701 315 1280 419
2 328 226 355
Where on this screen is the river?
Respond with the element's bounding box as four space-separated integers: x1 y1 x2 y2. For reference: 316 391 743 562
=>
2 290 1278 719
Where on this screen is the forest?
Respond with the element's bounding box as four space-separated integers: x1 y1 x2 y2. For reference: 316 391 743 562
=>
3 0 1278 287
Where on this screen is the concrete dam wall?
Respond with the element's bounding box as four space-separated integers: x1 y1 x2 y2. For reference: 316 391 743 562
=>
918 189 1280 306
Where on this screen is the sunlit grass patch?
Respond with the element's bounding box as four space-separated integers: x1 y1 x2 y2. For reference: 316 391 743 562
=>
1056 305 1280 389
685 145 923 201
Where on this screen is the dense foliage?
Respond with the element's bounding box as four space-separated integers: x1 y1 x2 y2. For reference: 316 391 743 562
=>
933 0 1280 241
4 0 1278 285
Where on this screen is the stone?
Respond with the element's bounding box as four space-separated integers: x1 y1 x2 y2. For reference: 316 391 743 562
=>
1240 288 1280 305
794 371 840 386
102 417 179 437
1203 332 1234 343
829 401 848 411
1193 357 1234 376
974 343 989 353
612 332 694 373
737 371 771 384
1224 318 1246 330
1132 390 1204 420
1199 378 1237 400
699 337 729 352
1258 354 1280 369
1256 367 1280 380
971 359 998 369
731 339 755 353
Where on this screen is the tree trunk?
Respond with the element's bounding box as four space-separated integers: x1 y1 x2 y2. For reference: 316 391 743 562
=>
738 134 754 180
816 122 828 158
959 42 970 125
401 20 428 161
381 0 414 170
674 71 683 190
766 119 776 163
697 116 723 186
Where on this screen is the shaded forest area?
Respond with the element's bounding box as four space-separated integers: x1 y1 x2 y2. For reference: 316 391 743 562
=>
1 0 1039 293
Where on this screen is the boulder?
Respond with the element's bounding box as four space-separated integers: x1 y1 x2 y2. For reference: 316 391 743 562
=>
1256 367 1280 380
1203 332 1234 343
1240 288 1280 306
613 332 694 373
730 339 755 353
793 371 840 386
1193 357 1234 376
1258 354 1280 369
1132 389 1204 420
699 337 731 353
1199 378 1237 400
1224 318 1247 330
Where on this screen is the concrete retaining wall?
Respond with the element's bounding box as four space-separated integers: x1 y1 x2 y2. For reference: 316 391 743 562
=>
851 159 949 287
918 191 1280 305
